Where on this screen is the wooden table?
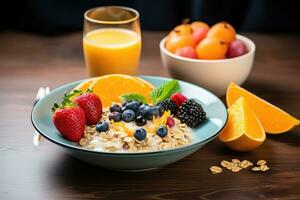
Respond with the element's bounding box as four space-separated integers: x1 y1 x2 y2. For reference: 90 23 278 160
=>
0 31 299 200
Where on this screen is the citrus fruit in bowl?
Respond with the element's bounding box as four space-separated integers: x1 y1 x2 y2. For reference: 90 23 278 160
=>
160 21 255 96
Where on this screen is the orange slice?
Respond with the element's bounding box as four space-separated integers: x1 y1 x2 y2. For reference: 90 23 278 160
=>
89 74 154 108
227 82 300 134
73 78 97 92
219 97 266 151
134 77 155 90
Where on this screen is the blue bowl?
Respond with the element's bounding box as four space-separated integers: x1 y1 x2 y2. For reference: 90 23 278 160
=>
31 76 227 171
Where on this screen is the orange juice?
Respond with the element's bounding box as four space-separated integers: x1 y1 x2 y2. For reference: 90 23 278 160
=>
83 28 141 76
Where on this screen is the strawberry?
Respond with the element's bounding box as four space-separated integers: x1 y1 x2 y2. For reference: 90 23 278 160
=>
74 92 102 125
53 105 86 142
170 93 187 107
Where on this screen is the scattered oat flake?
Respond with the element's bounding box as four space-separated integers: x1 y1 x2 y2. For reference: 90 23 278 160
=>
231 165 242 172
251 167 261 171
232 159 241 164
260 165 270 172
257 160 267 166
240 160 253 168
221 160 232 168
210 166 222 174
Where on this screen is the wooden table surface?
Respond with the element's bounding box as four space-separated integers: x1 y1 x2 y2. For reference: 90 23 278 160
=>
0 31 300 200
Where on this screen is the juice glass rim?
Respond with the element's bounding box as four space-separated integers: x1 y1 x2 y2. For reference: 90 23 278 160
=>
84 6 139 25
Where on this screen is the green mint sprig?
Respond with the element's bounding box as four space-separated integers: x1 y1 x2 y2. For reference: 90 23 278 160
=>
150 79 181 103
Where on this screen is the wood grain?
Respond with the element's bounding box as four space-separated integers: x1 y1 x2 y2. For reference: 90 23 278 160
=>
0 31 299 200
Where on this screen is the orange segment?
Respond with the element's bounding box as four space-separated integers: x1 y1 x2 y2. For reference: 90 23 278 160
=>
134 77 155 90
89 74 154 108
227 82 300 134
219 97 266 151
73 78 97 92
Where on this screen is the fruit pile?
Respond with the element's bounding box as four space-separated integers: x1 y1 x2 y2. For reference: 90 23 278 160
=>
95 92 206 142
219 83 300 151
52 75 207 144
165 21 248 59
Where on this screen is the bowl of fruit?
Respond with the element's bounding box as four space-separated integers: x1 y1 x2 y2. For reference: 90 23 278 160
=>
31 75 227 171
160 21 255 96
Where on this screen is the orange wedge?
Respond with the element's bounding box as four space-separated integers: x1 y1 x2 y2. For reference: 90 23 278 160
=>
73 78 96 92
89 74 154 108
227 82 300 134
219 97 266 151
134 77 155 90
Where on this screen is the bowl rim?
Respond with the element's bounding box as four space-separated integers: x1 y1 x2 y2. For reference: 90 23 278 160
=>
160 34 256 63
31 76 228 156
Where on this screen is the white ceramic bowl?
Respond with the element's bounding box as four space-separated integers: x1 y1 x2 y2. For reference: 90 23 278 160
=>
160 34 255 96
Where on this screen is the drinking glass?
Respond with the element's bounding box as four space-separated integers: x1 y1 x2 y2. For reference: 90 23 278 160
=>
83 6 141 77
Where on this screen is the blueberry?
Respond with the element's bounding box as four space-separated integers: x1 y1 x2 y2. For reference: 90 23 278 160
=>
122 110 136 122
134 128 147 141
157 125 168 138
144 106 160 120
122 100 132 107
109 112 122 122
96 121 109 132
124 101 140 112
139 104 149 110
109 104 122 113
135 115 147 126
136 104 149 116
121 106 127 113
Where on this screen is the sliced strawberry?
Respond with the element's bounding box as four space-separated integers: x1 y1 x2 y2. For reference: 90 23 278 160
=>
170 93 187 107
74 93 102 125
53 106 86 142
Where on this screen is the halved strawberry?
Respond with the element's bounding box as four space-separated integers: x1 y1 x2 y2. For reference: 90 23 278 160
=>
170 93 187 107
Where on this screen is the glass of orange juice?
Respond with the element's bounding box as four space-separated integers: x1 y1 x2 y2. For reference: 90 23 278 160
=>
83 6 141 77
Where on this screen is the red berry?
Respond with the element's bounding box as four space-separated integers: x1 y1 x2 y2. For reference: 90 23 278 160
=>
170 93 187 107
192 27 208 44
53 106 86 142
166 117 175 128
74 93 102 125
226 39 248 58
175 46 197 59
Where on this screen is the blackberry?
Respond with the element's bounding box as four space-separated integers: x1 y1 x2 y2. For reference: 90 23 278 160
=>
178 99 206 128
158 99 178 115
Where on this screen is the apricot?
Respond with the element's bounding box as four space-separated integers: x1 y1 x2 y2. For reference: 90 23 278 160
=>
173 24 193 35
191 21 210 32
165 34 196 53
207 22 236 43
196 38 228 59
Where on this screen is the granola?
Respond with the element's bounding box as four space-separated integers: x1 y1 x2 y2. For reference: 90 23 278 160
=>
79 109 192 152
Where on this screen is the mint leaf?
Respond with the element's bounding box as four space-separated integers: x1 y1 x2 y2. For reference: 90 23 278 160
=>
150 80 181 103
120 93 147 104
150 86 163 103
